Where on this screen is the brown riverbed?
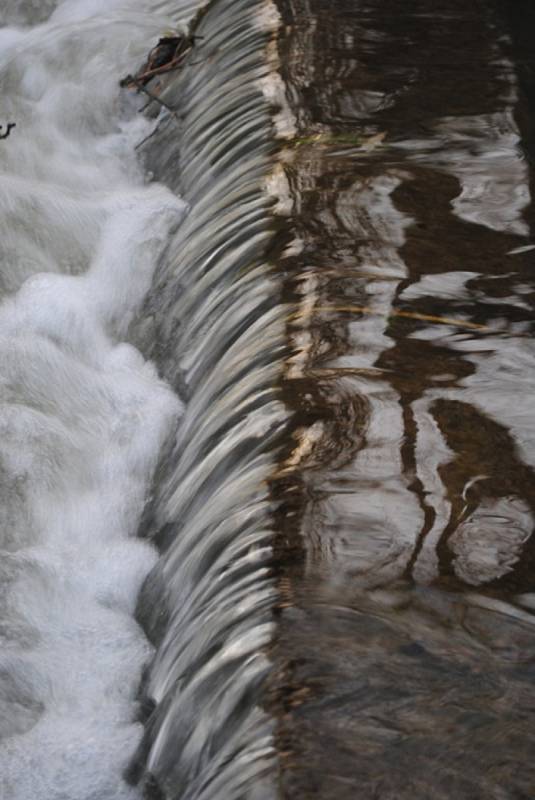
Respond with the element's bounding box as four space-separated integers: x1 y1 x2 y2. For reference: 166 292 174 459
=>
268 2 535 797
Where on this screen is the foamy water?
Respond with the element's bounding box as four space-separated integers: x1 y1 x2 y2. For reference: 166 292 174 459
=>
0 0 196 797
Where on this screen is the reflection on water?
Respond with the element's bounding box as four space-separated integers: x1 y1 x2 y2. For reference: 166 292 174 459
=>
271 1 535 796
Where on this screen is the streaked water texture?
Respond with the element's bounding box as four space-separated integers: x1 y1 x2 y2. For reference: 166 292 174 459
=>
125 1 287 797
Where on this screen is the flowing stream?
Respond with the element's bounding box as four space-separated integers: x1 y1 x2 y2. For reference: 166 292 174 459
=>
4 0 535 799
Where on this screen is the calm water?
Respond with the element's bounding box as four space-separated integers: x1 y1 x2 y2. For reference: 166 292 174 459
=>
270 1 535 797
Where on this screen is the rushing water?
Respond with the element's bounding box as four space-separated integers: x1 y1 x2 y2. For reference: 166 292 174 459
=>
0 0 285 797
127 1 286 796
0 1 199 798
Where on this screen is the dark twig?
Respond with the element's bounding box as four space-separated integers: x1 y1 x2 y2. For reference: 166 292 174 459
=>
120 32 206 121
0 123 16 140
134 48 191 83
121 76 179 119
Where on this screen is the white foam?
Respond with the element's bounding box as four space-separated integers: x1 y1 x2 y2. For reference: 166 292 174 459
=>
0 0 196 797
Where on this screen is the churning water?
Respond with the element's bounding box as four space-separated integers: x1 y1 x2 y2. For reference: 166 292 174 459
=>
0 1 199 798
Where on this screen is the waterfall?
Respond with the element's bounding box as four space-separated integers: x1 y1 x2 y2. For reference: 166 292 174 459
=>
0 0 284 798
128 1 288 797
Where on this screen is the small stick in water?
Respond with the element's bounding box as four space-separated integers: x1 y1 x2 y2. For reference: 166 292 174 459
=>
135 115 174 150
120 76 179 119
0 123 16 140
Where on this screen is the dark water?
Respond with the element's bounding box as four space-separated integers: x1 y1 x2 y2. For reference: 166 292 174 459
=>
269 1 535 797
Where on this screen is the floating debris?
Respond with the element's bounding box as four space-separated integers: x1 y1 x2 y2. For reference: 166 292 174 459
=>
292 304 489 331
289 130 386 151
120 30 202 90
0 122 16 140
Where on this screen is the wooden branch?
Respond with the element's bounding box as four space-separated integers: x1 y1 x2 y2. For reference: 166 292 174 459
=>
134 48 191 83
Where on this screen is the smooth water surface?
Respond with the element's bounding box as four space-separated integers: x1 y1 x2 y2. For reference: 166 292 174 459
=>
272 2 535 797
